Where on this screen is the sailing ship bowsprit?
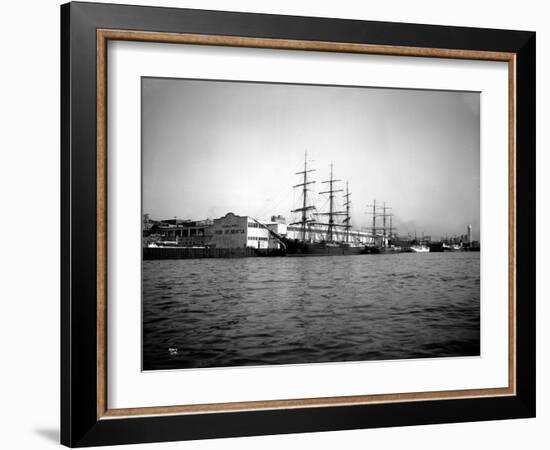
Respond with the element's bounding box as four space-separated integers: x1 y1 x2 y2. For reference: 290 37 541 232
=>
280 154 365 256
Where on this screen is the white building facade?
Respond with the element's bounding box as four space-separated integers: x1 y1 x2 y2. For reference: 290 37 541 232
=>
208 212 284 249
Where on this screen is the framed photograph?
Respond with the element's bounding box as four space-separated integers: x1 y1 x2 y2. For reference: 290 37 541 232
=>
61 2 535 447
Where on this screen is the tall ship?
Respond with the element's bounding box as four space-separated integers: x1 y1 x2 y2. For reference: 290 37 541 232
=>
275 154 365 256
361 200 400 254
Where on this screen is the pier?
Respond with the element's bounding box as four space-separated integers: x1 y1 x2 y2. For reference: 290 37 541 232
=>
143 247 284 260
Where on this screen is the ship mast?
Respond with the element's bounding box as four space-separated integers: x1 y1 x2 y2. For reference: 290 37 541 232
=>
366 200 377 244
381 202 392 247
343 181 352 243
318 163 345 242
366 200 393 247
291 152 316 242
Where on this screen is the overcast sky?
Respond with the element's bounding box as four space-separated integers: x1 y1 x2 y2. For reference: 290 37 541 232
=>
142 77 480 240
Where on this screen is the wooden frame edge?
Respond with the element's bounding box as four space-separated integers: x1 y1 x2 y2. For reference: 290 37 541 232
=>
97 29 108 419
100 387 515 419
95 28 517 420
508 55 517 396
97 28 516 61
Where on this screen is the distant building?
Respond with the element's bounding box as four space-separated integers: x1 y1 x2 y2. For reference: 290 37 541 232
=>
270 215 286 224
209 212 283 249
152 218 213 247
142 213 156 233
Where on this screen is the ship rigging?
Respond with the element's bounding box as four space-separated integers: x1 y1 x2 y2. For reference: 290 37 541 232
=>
284 153 364 255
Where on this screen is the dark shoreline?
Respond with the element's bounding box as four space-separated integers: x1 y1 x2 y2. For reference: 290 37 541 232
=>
143 246 479 260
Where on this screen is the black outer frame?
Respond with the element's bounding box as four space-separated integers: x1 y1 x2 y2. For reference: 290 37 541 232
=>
60 1 535 447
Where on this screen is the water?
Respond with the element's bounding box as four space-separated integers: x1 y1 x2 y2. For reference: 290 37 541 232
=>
142 253 480 370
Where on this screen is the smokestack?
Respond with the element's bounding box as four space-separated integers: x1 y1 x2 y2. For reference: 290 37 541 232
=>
467 224 472 246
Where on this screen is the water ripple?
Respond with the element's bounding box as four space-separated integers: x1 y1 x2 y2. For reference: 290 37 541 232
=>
142 253 480 370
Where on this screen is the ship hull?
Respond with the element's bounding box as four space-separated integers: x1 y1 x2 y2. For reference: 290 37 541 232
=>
410 246 430 253
285 243 364 256
428 242 444 252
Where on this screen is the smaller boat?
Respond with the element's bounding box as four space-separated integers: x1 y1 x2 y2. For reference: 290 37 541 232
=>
147 242 178 248
442 243 463 252
410 244 430 253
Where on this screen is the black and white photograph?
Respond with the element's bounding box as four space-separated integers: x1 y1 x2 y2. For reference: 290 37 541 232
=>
141 77 481 371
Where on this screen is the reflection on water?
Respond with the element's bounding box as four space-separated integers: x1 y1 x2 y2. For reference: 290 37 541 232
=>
142 253 480 370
